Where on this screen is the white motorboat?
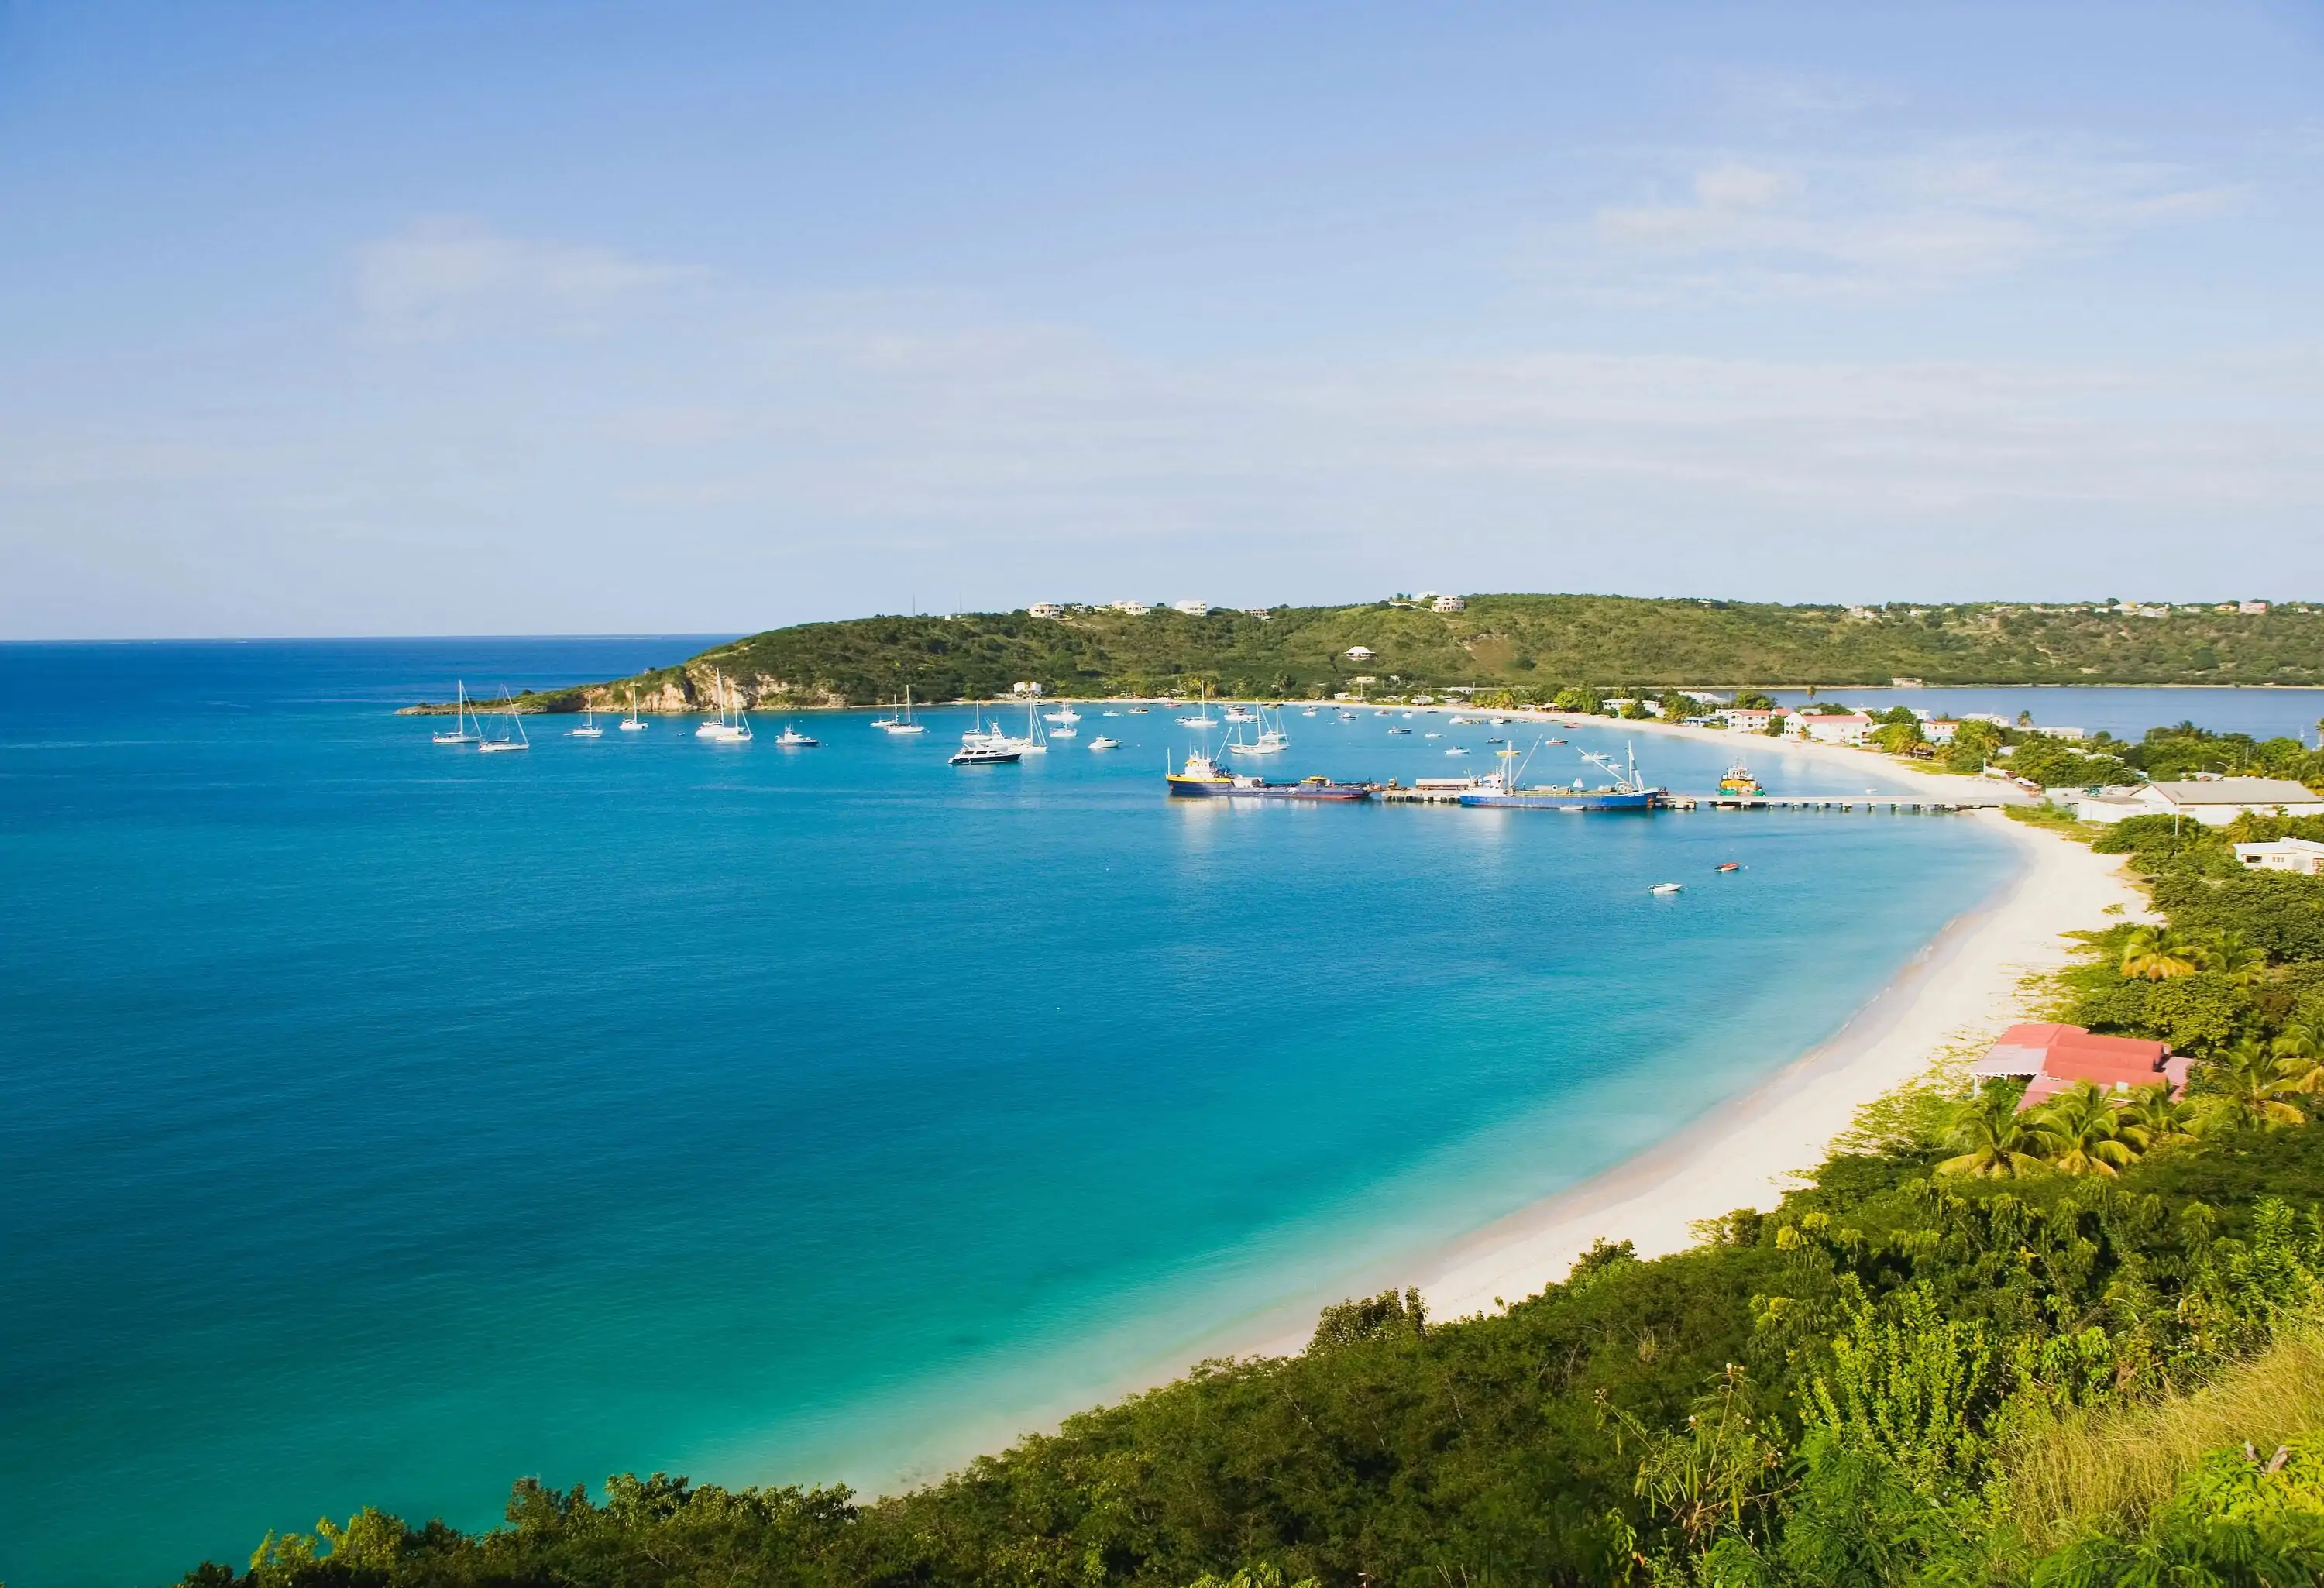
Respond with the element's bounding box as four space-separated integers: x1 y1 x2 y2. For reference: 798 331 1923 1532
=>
1043 704 1081 724
774 724 820 747
1088 736 1122 751
1651 882 1685 895
433 681 480 744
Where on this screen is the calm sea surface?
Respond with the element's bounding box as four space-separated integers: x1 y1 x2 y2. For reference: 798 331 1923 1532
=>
8 641 2218 1587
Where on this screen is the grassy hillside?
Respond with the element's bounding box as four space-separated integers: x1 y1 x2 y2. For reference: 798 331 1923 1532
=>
434 594 2324 713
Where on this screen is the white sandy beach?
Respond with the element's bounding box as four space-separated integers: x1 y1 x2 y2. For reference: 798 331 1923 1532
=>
1408 813 2145 1323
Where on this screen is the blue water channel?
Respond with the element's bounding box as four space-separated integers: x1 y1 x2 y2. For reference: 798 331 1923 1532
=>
0 641 2154 1586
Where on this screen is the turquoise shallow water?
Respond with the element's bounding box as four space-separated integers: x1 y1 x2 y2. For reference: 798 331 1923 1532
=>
0 641 2027 1587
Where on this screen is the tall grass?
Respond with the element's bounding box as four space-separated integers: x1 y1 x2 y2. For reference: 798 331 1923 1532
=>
2005 1318 2324 1547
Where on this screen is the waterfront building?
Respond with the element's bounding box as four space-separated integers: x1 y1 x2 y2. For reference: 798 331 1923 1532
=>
1788 712 1873 745
1925 720 1960 744
1723 707 1778 733
2235 837 2324 875
2071 777 2324 827
1970 1023 2188 1109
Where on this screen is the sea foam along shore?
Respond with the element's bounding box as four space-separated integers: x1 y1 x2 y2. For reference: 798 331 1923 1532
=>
1407 813 2144 1327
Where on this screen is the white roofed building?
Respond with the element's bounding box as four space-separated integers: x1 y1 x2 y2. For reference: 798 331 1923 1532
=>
2073 778 2324 827
2235 837 2324 875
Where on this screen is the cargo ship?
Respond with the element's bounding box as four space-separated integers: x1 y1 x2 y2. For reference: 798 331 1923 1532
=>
1456 744 1665 811
1165 753 1373 800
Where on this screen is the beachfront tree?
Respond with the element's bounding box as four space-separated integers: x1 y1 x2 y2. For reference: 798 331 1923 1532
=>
2207 930 2270 988
2118 1084 2202 1150
2274 1020 2324 1094
2036 1083 2140 1177
1937 1089 2055 1178
2205 1040 2306 1130
2121 926 2208 981
1873 717 1927 754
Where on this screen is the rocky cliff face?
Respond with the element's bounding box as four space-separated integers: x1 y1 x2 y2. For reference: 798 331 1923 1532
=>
580 665 850 714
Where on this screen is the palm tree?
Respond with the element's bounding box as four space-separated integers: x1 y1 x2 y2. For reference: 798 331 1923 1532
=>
2272 1019 2324 1095
2117 1083 2202 1150
2036 1082 2140 1177
2119 925 2208 981
2206 930 2269 988
2205 1040 2307 1130
1937 1088 2057 1178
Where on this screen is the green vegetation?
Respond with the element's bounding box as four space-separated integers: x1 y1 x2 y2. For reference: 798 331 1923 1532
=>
179 793 2324 1586
418 594 2324 713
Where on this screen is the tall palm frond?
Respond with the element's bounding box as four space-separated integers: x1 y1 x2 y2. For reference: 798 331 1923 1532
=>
2035 1082 2140 1177
2120 926 2206 982
2273 1020 2324 1095
2205 1039 2307 1130
1937 1089 2056 1178
2117 1083 2201 1149
2206 930 2269 988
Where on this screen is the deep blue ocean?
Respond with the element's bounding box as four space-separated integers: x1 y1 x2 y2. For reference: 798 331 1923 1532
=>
7 639 2214 1588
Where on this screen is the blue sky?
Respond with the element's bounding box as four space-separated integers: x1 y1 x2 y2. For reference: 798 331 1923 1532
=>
4 2 2322 637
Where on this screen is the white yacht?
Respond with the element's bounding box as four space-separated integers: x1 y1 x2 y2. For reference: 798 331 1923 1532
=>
619 685 648 732
1088 736 1122 751
1043 703 1081 724
568 704 603 738
774 724 820 747
874 686 926 735
951 710 1023 765
477 689 530 753
695 670 752 741
433 681 480 745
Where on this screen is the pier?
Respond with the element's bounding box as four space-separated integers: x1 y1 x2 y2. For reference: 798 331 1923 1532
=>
1370 788 2015 813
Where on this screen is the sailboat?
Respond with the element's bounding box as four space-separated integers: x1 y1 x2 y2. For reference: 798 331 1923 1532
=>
874 685 926 735
477 689 530 753
433 681 480 744
1174 684 1219 729
951 706 1023 765
988 696 1048 754
619 685 648 732
695 669 752 741
1225 703 1289 756
568 703 603 737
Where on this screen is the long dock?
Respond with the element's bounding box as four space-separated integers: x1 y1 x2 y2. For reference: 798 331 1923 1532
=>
1373 789 2013 813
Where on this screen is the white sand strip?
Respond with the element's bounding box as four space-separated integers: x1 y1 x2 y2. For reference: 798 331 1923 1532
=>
1411 813 2144 1322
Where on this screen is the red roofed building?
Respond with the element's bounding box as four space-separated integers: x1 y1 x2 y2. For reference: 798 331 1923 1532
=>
1968 1023 2190 1110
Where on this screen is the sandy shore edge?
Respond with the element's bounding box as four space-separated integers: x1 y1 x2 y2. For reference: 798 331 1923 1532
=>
1399 812 2144 1327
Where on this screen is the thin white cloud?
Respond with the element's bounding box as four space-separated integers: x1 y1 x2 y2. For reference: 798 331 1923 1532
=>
1580 142 2238 301
352 216 695 342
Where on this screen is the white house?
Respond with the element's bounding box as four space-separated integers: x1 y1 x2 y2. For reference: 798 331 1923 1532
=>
1026 602 1063 619
1432 594 1466 613
1171 600 1212 617
1345 645 1374 661
2235 837 2324 875
1112 600 1151 615
2242 600 2271 615
2072 778 2324 827
1925 720 1960 744
1788 712 1874 746
1723 707 1778 734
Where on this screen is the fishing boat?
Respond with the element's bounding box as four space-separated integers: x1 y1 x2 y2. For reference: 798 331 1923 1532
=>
568 704 603 738
1715 862 1741 873
1717 761 1765 797
1457 744 1665 811
1044 703 1081 725
477 689 530 753
873 686 926 735
1088 736 1122 751
695 669 752 741
619 685 648 732
774 724 820 748
433 681 480 744
1165 752 1370 799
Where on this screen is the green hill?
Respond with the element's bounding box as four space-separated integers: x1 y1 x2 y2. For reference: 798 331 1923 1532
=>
413 594 2324 713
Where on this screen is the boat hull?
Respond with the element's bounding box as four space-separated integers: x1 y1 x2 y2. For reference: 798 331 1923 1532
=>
1167 780 1372 800
1456 790 1661 811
